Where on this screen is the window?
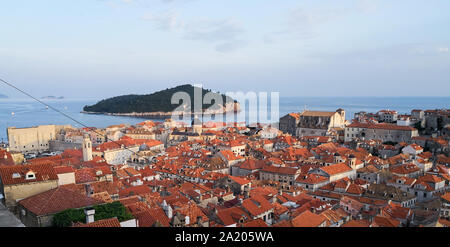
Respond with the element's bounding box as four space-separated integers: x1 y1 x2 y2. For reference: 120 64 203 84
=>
26 171 36 180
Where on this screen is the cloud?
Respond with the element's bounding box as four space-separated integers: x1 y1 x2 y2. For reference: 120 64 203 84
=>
264 1 379 43
183 19 243 43
437 47 449 53
142 13 246 52
182 19 246 53
262 7 343 43
356 0 379 13
141 11 185 31
214 40 247 53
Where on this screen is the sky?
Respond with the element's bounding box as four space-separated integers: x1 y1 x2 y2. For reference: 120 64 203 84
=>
0 0 449 98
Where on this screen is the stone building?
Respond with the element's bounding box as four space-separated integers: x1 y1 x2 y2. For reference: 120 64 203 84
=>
296 109 346 137
377 110 398 123
424 109 450 133
259 166 300 186
309 163 356 183
279 113 300 136
17 187 102 227
0 163 59 212
125 129 156 140
92 139 140 165
345 122 419 143
7 125 71 153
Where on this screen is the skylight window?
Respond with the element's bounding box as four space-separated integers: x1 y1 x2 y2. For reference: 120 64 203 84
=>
25 171 36 180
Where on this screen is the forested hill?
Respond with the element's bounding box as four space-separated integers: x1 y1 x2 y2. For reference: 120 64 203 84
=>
83 84 237 114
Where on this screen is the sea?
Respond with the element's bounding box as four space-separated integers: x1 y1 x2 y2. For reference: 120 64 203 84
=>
0 97 449 142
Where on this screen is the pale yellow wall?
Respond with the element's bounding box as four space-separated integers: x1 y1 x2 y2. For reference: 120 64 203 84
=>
3 180 59 209
8 125 59 153
57 173 75 186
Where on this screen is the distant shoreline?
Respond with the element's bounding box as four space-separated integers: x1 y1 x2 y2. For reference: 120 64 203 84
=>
81 109 241 120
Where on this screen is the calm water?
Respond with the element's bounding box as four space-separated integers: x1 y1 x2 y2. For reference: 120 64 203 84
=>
0 97 449 141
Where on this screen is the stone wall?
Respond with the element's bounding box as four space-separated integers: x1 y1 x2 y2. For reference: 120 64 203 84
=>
49 140 82 152
3 180 58 212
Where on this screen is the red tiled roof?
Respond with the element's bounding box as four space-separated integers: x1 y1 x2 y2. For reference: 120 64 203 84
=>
241 195 273 217
291 210 327 227
54 166 75 174
441 192 450 202
219 150 243 161
341 219 370 227
347 122 416 131
216 206 250 226
19 187 102 216
243 218 268 227
75 168 97 184
372 216 400 227
135 207 170 227
273 220 293 227
261 166 298 175
74 218 121 227
320 163 353 176
301 111 336 117
296 174 328 184
229 175 251 186
119 185 152 198
0 163 58 186
389 163 420 175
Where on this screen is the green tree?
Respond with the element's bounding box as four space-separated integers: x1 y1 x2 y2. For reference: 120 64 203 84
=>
52 208 85 227
52 202 133 227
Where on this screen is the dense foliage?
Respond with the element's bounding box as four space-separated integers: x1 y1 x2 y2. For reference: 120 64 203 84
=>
83 84 236 113
52 201 133 227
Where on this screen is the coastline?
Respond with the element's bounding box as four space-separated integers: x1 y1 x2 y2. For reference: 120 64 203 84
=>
81 101 242 119
80 109 241 119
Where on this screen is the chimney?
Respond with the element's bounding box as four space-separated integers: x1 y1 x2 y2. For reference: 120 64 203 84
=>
85 184 93 197
84 207 95 224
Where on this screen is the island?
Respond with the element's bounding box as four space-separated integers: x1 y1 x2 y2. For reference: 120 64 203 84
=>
82 84 240 118
0 93 8 98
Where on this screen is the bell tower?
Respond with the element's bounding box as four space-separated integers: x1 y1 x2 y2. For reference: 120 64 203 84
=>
83 134 93 162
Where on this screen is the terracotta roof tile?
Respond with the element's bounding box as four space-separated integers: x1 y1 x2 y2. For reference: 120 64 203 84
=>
0 163 58 186
19 187 102 216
